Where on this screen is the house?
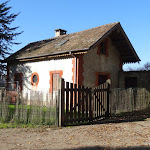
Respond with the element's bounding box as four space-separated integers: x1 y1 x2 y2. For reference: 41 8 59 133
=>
3 22 140 101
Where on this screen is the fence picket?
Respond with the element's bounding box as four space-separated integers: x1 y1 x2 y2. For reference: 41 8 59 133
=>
70 83 73 123
78 85 81 123
74 84 77 123
89 89 92 121
86 88 89 121
81 85 84 122
66 82 69 124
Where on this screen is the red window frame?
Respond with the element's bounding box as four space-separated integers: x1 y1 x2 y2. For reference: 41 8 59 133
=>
31 72 39 86
49 70 63 93
95 72 110 86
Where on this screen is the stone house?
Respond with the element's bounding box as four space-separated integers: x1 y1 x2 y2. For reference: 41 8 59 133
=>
3 22 140 100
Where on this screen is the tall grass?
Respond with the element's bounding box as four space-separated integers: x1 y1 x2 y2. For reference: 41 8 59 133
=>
0 90 58 126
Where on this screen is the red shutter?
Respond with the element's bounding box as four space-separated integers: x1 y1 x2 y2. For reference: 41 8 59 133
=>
97 44 100 55
105 39 109 57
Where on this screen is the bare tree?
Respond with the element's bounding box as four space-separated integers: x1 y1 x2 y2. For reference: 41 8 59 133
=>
127 62 150 71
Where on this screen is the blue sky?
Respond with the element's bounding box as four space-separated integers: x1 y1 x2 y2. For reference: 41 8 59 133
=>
2 0 150 70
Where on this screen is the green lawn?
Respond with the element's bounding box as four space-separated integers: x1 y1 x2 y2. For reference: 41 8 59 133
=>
0 104 58 126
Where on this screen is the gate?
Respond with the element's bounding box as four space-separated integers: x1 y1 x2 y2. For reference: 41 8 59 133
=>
58 78 110 126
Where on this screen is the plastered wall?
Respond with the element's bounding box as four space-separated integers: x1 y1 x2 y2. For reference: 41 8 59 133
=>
8 58 73 94
83 37 121 88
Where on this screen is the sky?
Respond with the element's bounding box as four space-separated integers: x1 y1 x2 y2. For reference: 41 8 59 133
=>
1 0 150 70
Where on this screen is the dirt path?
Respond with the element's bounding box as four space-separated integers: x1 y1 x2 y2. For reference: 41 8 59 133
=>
0 120 150 150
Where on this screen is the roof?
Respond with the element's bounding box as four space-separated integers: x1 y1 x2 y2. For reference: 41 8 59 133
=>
4 22 140 63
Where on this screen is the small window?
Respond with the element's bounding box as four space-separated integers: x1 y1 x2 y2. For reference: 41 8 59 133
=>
98 75 108 85
32 75 37 83
100 41 106 54
97 39 108 56
125 77 137 88
14 73 23 91
31 73 39 86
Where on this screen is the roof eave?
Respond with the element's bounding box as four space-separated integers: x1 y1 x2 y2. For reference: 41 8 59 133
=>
89 22 140 63
89 22 120 50
3 48 89 62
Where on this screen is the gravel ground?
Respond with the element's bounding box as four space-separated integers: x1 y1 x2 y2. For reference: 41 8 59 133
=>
0 119 150 150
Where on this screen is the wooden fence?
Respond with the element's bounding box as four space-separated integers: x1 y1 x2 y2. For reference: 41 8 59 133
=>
0 89 58 125
59 78 110 126
110 88 150 114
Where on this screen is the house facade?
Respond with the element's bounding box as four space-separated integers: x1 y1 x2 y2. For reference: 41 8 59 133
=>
3 22 140 101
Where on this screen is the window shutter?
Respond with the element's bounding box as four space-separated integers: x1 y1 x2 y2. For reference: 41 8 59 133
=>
105 39 109 56
97 44 100 55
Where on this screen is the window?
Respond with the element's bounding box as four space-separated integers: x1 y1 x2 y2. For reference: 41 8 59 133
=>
14 73 23 91
97 39 108 56
125 77 137 88
100 41 106 54
32 75 38 84
98 75 108 85
95 72 110 86
31 72 39 86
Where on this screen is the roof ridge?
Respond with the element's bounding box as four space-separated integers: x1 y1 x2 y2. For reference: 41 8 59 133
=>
67 22 120 36
26 22 119 46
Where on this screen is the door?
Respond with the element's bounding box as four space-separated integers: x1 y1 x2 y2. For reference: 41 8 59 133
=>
52 73 60 101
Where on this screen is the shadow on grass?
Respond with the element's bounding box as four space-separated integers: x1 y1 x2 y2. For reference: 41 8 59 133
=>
38 145 150 150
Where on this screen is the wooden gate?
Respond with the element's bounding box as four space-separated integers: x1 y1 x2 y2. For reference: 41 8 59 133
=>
58 78 110 126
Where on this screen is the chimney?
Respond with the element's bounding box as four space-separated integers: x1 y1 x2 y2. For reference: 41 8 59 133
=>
55 29 67 37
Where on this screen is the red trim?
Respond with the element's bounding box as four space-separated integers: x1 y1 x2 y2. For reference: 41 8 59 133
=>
31 72 39 86
97 44 100 55
105 39 109 57
49 70 63 93
14 73 23 91
76 54 84 86
95 72 110 86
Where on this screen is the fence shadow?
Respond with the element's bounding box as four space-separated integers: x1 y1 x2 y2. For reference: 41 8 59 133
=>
66 106 150 127
93 106 150 125
37 146 150 150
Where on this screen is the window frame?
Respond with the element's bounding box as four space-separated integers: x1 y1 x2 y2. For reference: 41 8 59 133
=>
49 70 63 93
97 39 109 56
95 72 110 86
31 72 39 86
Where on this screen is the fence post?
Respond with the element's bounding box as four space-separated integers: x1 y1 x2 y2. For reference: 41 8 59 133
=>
58 78 65 126
106 83 110 118
89 88 94 121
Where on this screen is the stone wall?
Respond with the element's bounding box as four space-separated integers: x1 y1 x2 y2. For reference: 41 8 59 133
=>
119 71 150 91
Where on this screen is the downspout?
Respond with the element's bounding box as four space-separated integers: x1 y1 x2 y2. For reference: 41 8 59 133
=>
70 52 77 84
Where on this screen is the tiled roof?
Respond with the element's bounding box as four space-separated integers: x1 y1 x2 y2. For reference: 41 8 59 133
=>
5 22 140 62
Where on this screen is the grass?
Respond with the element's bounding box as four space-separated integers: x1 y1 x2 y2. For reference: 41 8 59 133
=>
0 104 58 126
0 123 42 128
